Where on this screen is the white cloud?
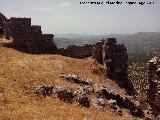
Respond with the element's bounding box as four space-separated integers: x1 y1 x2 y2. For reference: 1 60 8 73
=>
57 2 71 7
31 7 53 12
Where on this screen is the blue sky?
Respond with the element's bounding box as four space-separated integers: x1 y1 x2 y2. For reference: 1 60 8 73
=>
1 0 160 34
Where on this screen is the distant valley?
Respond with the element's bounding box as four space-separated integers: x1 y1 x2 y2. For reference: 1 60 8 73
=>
55 32 160 57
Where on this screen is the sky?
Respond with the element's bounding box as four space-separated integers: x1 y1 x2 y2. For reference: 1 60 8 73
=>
0 0 160 35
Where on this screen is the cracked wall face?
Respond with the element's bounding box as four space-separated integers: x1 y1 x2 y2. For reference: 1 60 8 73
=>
92 38 135 95
4 17 57 53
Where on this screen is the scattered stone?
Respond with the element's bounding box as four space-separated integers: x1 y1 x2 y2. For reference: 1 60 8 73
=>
108 99 122 116
123 98 134 109
91 97 105 110
130 107 144 118
54 85 74 102
74 86 94 96
60 74 93 85
95 85 117 100
35 84 53 97
108 99 117 110
116 107 123 116
77 95 90 108
115 94 125 108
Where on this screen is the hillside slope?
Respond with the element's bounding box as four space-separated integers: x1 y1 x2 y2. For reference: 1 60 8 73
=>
0 38 133 120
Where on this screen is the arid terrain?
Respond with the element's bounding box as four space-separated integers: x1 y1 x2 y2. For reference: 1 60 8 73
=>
0 38 136 120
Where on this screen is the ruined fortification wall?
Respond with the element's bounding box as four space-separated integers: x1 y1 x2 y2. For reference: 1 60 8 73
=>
3 14 93 56
9 18 32 46
1 13 96 56
147 55 160 117
0 12 7 35
41 34 57 53
92 41 104 64
92 38 135 95
58 44 93 58
4 17 57 53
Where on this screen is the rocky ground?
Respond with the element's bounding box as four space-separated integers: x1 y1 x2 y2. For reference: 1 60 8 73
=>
0 38 139 120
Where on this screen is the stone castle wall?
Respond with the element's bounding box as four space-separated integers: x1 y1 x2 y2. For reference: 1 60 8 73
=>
92 41 104 64
2 14 92 56
0 12 7 35
92 38 135 95
147 55 160 117
4 17 57 53
58 44 93 58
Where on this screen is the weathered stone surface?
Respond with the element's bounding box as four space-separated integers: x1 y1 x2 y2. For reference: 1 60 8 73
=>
91 97 105 110
0 12 7 36
74 86 94 96
58 44 93 59
77 95 90 108
92 41 104 64
95 85 117 100
60 74 93 85
108 99 122 116
147 55 160 117
95 85 144 117
4 17 57 53
92 38 135 95
35 84 53 97
54 85 74 102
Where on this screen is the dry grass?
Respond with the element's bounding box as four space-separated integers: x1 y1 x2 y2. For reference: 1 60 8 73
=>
0 38 133 120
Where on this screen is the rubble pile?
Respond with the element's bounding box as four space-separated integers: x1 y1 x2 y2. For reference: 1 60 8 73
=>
147 55 160 117
34 82 144 118
95 85 144 118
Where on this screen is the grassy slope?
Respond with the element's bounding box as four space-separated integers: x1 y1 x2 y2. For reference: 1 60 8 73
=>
0 38 133 120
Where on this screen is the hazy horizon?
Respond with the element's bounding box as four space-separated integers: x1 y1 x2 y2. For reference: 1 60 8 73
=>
1 0 160 35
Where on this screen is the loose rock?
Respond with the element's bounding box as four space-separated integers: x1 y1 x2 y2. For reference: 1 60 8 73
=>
55 85 74 102
35 84 53 97
91 97 105 110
